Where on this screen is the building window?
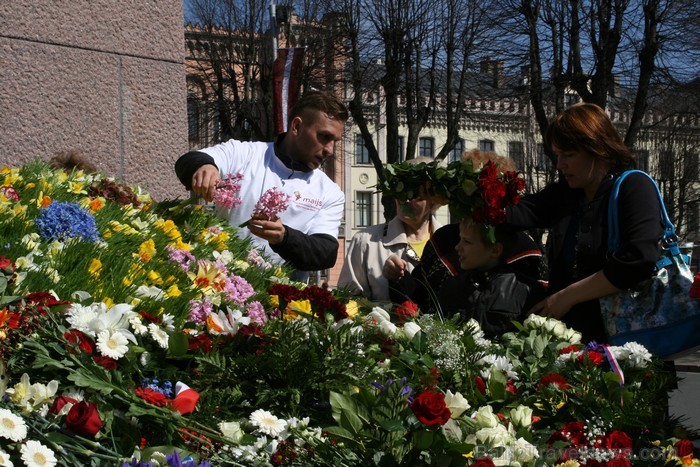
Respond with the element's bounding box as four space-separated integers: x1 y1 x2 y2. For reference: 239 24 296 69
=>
683 152 698 181
419 137 434 158
187 97 200 145
355 134 370 165
397 136 405 162
536 143 550 171
449 139 464 162
635 150 650 173
659 150 674 180
508 141 525 170
355 191 373 227
479 139 495 152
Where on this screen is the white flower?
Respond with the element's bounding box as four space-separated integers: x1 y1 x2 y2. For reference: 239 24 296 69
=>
207 308 251 336
213 250 234 264
473 405 499 429
478 354 519 380
135 285 165 300
444 390 470 419
475 424 512 446
512 437 539 462
20 440 57 467
620 342 652 368
96 330 129 359
219 421 244 442
140 351 150 367
148 323 169 349
402 321 421 340
509 405 533 428
65 304 99 336
249 409 287 437
129 316 149 335
0 408 28 441
161 313 175 331
378 320 397 336
366 307 390 324
0 448 13 467
441 418 463 442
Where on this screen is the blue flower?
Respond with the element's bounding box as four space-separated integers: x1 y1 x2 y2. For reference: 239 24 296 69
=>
35 201 101 242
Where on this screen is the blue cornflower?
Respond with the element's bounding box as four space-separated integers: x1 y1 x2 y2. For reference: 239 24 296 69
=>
141 377 174 398
35 201 101 242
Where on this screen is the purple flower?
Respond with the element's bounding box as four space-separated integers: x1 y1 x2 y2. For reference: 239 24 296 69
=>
246 301 267 325
223 274 255 305
188 299 213 324
167 246 196 271
212 173 243 209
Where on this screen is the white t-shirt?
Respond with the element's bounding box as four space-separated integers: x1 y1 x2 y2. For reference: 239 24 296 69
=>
200 139 345 264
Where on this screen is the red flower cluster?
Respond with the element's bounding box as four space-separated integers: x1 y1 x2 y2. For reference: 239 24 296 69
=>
548 422 633 465
472 161 525 225
88 178 142 207
268 284 347 322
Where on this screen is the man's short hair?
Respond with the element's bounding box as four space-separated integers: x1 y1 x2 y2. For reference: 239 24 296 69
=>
289 90 349 122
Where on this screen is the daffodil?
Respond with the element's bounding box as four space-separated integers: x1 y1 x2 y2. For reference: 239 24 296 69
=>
88 258 102 278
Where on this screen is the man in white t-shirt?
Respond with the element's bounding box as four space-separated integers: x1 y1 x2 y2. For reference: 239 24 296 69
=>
175 91 348 280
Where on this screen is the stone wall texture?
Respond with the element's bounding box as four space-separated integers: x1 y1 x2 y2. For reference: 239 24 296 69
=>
0 1 190 200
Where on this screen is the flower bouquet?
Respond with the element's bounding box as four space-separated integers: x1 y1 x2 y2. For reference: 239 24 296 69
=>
0 162 696 466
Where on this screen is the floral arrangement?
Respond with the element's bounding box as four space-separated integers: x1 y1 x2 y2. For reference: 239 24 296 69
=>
0 162 697 466
378 159 525 242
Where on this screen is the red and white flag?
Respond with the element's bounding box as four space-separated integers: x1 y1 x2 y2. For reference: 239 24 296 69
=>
273 47 305 135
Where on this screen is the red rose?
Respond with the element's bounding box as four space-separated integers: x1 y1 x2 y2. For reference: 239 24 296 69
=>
65 329 94 354
675 439 695 458
410 391 451 427
188 333 212 352
393 300 419 321
65 401 103 437
0 256 13 270
472 458 496 467
606 430 633 455
474 376 487 395
93 355 118 370
49 395 77 415
560 345 580 355
505 380 517 395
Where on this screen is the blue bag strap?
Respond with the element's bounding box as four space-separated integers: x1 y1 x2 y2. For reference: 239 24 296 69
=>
607 170 679 259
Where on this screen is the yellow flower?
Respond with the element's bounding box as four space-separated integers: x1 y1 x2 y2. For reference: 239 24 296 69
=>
88 258 102 278
122 276 133 287
137 239 157 262
269 295 279 308
24 182 35 189
345 300 359 319
89 197 105 212
103 229 113 239
288 299 312 317
165 284 182 298
555 461 581 467
147 270 163 285
172 238 192 251
157 219 181 240
67 181 87 194
103 297 114 308
188 262 226 294
273 267 285 278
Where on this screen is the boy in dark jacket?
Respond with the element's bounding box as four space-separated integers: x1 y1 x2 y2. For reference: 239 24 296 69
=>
452 219 545 338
